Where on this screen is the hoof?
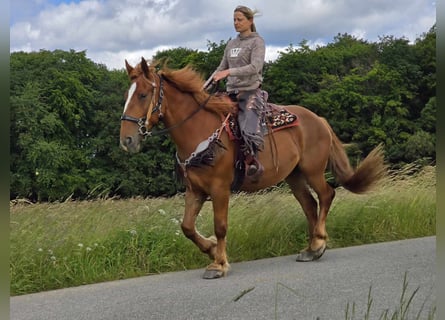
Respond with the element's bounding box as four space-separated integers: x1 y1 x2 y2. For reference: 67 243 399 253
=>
202 262 230 279
203 269 224 279
295 244 327 262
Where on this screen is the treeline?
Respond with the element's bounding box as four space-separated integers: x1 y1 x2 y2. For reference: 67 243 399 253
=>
10 26 436 202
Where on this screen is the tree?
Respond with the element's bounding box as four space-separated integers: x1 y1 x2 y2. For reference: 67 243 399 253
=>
10 50 100 200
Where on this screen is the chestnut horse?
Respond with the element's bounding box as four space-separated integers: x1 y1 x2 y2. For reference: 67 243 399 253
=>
120 57 387 279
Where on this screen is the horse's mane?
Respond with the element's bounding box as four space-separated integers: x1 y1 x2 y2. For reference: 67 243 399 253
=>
157 64 233 115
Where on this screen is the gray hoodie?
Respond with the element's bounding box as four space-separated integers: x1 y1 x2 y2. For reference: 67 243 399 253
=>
216 32 265 92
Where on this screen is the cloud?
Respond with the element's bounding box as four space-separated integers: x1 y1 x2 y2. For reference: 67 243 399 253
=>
10 0 436 70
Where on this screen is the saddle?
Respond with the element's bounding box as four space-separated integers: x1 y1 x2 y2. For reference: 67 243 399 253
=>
217 92 299 190
217 92 299 139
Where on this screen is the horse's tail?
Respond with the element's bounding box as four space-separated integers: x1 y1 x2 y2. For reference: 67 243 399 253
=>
321 117 387 194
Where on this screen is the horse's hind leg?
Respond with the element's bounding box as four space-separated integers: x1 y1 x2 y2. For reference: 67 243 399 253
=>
286 169 335 261
285 170 318 240
301 170 335 261
181 187 218 260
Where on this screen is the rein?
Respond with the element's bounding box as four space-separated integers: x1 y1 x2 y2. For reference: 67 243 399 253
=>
120 74 212 138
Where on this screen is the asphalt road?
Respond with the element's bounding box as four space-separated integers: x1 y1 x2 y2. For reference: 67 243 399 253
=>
10 236 436 320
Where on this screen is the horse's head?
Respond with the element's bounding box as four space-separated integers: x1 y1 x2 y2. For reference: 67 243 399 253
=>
120 57 162 153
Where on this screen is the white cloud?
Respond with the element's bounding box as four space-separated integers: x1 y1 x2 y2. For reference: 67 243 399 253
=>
88 46 173 70
10 0 436 69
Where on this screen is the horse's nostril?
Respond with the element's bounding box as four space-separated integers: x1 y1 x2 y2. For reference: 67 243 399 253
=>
125 137 132 146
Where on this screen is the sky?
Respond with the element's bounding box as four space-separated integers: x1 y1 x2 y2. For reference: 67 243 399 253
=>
10 0 436 70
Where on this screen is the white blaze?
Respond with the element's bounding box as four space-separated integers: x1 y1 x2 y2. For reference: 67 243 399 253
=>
123 82 137 113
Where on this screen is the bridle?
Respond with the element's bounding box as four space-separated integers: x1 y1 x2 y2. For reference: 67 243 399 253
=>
120 72 212 138
120 73 164 138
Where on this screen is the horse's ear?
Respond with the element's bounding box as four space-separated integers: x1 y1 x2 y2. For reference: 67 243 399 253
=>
125 60 133 75
141 57 150 78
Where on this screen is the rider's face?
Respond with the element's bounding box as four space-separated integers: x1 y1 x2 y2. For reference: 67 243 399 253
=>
233 11 252 34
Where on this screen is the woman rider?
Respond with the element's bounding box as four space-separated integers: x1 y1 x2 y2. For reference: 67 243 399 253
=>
212 5 266 181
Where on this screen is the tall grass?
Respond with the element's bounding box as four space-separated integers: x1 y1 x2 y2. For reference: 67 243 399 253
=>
10 165 436 295
327 164 436 247
343 272 436 320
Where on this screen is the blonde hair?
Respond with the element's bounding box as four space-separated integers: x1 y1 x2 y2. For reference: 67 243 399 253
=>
234 5 259 32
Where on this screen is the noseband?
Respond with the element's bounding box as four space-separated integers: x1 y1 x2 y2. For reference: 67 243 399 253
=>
120 74 164 138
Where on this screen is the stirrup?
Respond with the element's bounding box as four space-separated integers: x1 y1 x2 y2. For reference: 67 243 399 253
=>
247 163 259 176
246 159 264 181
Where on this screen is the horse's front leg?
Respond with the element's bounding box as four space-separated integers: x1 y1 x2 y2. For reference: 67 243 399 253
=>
181 188 217 260
203 188 231 279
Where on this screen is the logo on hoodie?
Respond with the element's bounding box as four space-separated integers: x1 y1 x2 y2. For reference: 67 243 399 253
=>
230 48 241 57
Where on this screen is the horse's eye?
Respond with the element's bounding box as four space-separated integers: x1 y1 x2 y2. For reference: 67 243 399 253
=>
140 93 148 99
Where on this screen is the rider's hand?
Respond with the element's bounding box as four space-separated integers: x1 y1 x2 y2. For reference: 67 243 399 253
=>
213 70 230 82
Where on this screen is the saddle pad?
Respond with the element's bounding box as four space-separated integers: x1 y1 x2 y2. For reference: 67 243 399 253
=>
266 104 299 132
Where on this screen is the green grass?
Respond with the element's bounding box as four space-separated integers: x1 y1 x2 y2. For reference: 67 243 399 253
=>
10 165 436 296
343 272 436 320
272 272 436 320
